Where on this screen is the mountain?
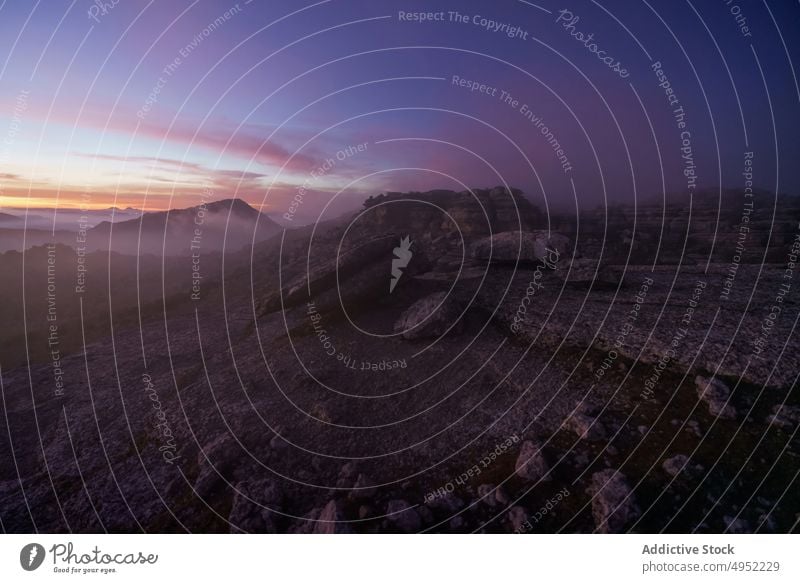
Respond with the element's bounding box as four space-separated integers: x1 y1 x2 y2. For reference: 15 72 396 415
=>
0 212 23 226
87 198 282 255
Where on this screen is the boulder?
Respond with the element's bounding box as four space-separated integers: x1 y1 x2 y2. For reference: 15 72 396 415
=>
386 499 422 532
695 375 736 419
514 440 551 481
588 469 640 533
394 292 464 340
662 454 704 478
477 483 508 508
507 506 530 533
313 499 352 534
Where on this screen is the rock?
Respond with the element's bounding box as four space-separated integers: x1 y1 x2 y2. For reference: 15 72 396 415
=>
757 513 776 532
386 499 421 532
470 230 567 265
314 500 352 534
335 461 358 488
449 515 465 530
723 516 751 533
394 292 464 340
662 454 699 477
588 469 640 533
514 440 551 481
686 420 703 437
507 506 530 532
766 404 800 429
564 410 606 441
476 483 509 508
695 375 736 419
496 487 511 506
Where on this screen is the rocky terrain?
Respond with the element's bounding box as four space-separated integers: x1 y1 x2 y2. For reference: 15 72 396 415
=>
0 187 798 533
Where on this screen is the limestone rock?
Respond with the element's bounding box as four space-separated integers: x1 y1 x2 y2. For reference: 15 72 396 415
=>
588 469 640 533
514 440 551 481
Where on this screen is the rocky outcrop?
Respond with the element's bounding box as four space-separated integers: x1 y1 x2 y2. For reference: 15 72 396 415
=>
394 292 464 340
470 230 567 265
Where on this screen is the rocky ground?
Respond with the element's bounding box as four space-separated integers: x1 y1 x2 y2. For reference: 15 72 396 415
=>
1 187 798 533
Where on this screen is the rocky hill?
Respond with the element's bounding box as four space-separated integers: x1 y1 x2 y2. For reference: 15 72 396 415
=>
0 187 797 534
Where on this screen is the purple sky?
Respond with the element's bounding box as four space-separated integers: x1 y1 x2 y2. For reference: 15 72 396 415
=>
1 0 798 223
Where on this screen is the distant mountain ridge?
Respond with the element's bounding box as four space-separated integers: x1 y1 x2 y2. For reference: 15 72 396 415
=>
87 198 282 256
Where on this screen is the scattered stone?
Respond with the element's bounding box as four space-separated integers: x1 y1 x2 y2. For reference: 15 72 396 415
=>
476 483 509 508
496 487 511 506
766 404 800 429
515 440 551 481
469 230 568 265
757 513 776 532
507 506 530 532
564 409 606 441
662 454 703 478
335 462 358 488
314 499 352 534
686 420 702 437
723 515 751 534
449 515 465 530
695 375 737 419
588 469 640 533
386 499 422 532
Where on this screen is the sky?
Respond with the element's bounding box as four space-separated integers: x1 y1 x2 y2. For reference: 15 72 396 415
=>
0 0 798 222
